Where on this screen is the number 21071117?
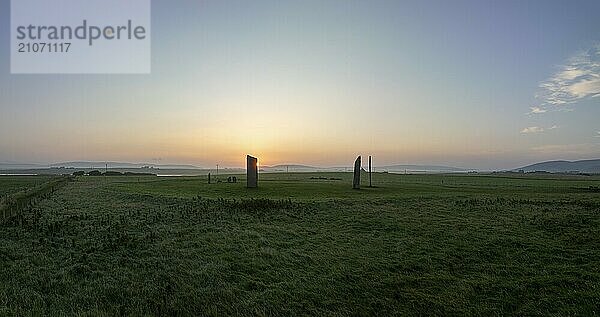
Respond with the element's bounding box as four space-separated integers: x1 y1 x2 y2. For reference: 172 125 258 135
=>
17 42 71 53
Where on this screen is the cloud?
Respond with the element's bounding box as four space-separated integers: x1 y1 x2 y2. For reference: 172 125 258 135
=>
521 126 545 134
528 106 547 114
536 44 600 108
595 131 600 138
520 125 559 134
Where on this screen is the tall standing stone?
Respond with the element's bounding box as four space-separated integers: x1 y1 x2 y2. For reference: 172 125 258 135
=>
247 155 258 188
353 156 361 189
368 155 372 187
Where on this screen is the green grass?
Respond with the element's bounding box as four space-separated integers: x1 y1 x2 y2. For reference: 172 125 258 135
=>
0 173 599 315
111 172 600 201
0 176 72 222
0 176 56 199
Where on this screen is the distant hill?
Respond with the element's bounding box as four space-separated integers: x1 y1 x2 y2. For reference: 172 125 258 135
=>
0 161 202 171
2 161 470 174
261 165 319 172
269 164 316 169
377 164 469 173
260 164 470 173
50 162 201 169
0 162 47 169
517 159 600 173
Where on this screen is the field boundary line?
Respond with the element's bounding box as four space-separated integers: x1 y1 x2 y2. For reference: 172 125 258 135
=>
0 176 73 223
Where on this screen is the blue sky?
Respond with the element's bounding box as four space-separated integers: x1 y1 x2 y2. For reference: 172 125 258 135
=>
1 0 599 169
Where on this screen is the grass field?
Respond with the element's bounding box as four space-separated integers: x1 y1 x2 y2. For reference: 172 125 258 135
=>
0 176 56 200
1 173 599 315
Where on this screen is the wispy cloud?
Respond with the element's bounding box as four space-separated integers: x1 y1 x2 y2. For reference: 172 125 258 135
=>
535 44 600 110
521 126 545 134
520 125 558 134
527 106 547 114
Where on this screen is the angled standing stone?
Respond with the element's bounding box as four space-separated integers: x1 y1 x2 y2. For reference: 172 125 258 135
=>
353 156 361 189
247 155 258 188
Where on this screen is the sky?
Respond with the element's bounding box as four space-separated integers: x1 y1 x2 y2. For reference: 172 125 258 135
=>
1 0 599 170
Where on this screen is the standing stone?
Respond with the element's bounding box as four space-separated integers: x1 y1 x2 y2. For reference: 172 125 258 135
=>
208 173 211 184
247 155 258 188
353 156 361 189
368 155 372 187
